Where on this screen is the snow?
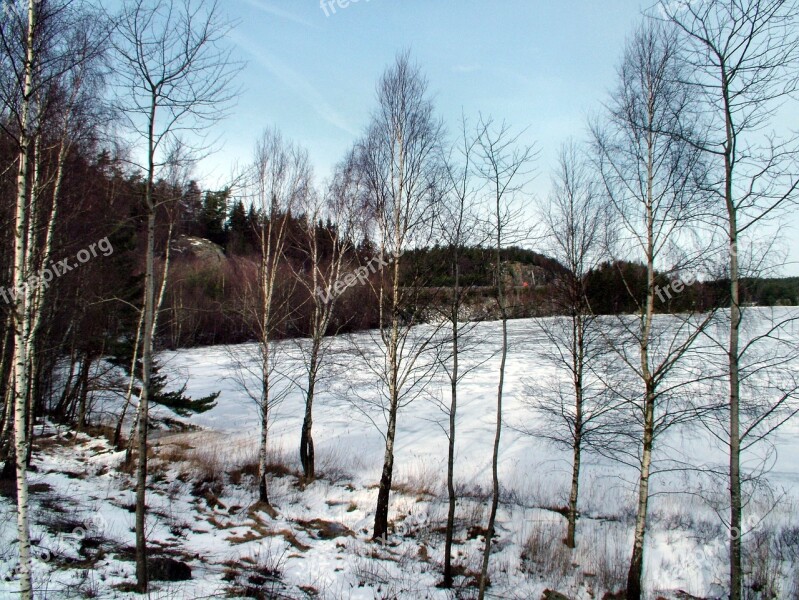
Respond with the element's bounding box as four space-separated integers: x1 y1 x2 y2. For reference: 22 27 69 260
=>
2 308 799 598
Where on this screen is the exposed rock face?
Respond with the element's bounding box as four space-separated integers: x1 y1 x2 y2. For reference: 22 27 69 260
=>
169 235 225 263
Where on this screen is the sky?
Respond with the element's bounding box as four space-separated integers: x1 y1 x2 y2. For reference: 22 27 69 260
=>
193 0 799 275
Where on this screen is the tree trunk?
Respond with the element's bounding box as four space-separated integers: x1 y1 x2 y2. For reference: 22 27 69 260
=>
114 310 145 449
300 353 318 481
566 312 584 549
623 109 660 600
258 366 271 505
257 242 275 508
13 353 32 600
0 386 14 466
566 424 581 549
443 310 459 586
0 363 15 469
135 204 155 593
728 227 742 600
478 259 507 600
53 345 77 419
719 67 743 600
11 2 37 596
135 93 159 592
626 392 655 600
75 354 92 433
373 244 402 543
373 394 398 542
0 325 11 446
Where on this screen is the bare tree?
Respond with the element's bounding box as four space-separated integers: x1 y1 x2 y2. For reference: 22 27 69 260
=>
111 0 238 590
523 140 612 550
292 149 366 481
658 2 799 597
5 2 37 594
353 51 445 542
120 139 193 460
474 116 537 600
0 1 108 595
248 127 311 505
592 23 717 600
437 114 485 587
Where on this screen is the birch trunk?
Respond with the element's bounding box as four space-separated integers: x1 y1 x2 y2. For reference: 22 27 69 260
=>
11 1 38 596
443 286 459 586
565 312 585 549
373 132 405 543
258 348 270 505
723 68 742 600
114 310 145 449
478 240 507 600
135 94 158 592
626 390 655 600
126 223 172 463
373 381 398 541
625 125 657 600
299 358 317 480
373 236 402 542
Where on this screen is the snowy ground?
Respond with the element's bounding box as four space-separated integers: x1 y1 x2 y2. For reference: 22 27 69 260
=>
2 308 799 599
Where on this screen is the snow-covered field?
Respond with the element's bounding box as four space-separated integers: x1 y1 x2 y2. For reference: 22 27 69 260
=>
2 309 799 599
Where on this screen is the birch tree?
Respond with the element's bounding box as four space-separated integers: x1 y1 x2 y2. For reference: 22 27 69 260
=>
523 141 612 550
658 2 799 597
248 127 311 505
112 0 238 590
0 1 108 595
293 150 366 482
438 115 485 586
474 116 537 599
5 2 38 594
592 24 716 600
354 51 445 542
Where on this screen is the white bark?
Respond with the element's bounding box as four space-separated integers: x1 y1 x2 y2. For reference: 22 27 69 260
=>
11 1 38 596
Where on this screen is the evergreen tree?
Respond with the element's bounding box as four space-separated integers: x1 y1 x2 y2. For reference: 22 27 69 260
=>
227 199 249 254
108 336 220 418
180 180 204 236
201 189 230 246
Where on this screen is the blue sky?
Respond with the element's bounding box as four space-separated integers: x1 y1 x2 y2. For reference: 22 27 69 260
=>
196 0 799 275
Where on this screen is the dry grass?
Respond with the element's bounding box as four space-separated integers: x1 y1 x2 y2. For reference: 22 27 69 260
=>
222 542 288 599
743 524 798 600
315 445 361 485
520 519 573 588
392 459 441 499
148 432 299 498
518 516 627 597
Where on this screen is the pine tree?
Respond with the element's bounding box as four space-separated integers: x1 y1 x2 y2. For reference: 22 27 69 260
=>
108 336 219 419
201 189 230 246
227 199 249 254
180 180 204 236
